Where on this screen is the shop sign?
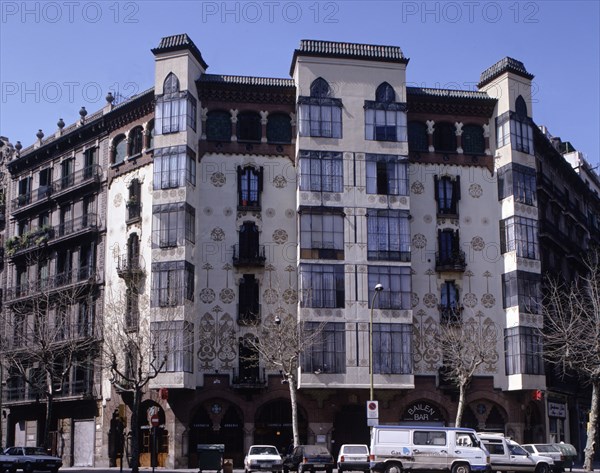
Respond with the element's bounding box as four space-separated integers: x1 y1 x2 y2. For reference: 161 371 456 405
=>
548 402 566 418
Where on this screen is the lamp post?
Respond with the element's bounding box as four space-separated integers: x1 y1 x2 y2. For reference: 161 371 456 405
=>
369 283 384 402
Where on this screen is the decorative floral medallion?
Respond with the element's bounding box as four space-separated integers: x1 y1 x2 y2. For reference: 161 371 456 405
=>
273 175 287 188
272 229 288 244
223 207 233 216
412 234 427 249
423 215 433 224
411 181 424 194
219 288 235 304
285 209 295 218
423 293 438 308
211 228 225 241
263 288 279 305
283 288 298 304
481 293 496 308
398 197 407 205
203 207 213 216
463 293 478 308
210 172 226 187
199 288 216 304
471 236 485 251
266 208 276 218
469 183 483 198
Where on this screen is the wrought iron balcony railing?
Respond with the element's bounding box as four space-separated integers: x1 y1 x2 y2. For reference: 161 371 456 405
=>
232 244 266 267
435 250 467 272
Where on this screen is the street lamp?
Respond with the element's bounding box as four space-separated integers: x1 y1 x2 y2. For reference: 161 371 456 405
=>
370 283 384 402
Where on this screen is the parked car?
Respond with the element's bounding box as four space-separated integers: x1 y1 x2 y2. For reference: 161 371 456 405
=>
478 433 554 473
2 447 62 473
522 444 565 472
552 443 577 471
244 445 283 473
283 445 334 473
336 444 369 473
0 453 17 473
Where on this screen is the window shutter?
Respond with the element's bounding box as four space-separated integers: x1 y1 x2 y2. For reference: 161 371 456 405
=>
454 175 461 200
258 167 264 192
434 175 439 200
499 219 507 253
437 229 442 252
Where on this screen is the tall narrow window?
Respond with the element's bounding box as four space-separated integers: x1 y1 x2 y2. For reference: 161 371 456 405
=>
238 167 263 208
112 135 127 165
238 274 259 324
235 221 263 264
436 229 465 270
440 281 462 324
298 78 342 138
17 177 31 207
366 154 409 195
38 168 52 199
84 147 97 179
129 126 144 156
435 175 460 216
238 336 260 382
127 179 142 222
365 82 407 142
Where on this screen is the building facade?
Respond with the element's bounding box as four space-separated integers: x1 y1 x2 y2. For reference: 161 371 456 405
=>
1 35 597 468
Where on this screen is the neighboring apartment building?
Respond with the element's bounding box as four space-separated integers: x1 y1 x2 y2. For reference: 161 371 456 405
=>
1 34 596 469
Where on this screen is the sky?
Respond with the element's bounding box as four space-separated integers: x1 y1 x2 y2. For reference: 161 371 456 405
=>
1 0 599 165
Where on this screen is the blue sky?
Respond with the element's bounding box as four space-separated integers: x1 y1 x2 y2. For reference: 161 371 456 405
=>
1 1 599 165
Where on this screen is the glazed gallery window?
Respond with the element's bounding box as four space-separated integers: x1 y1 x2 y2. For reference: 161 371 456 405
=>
298 77 342 138
366 154 409 196
365 83 407 142
151 321 194 373
300 210 344 260
505 326 544 375
266 113 292 143
408 121 428 152
368 266 411 310
502 270 541 314
153 146 196 190
373 323 412 374
299 264 345 308
299 150 343 192
462 124 485 154
155 73 197 134
302 322 345 374
496 96 534 155
500 216 539 259
151 260 194 307
367 209 411 262
434 175 460 215
497 163 537 206
152 202 195 248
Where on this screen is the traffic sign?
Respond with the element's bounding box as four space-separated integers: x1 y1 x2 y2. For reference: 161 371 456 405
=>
150 414 160 427
366 400 379 419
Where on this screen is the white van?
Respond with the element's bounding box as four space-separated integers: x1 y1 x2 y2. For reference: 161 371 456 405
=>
370 425 490 473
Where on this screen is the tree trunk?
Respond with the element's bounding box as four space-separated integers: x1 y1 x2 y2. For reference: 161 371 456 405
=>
44 393 54 450
583 380 599 471
455 381 467 427
288 374 300 448
130 387 142 473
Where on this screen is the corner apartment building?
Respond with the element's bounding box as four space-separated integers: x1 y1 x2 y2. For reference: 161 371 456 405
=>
1 34 596 469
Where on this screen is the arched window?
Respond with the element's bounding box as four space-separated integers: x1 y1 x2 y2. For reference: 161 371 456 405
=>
462 124 485 154
237 112 262 142
433 122 457 153
515 95 528 119
163 73 180 95
113 135 127 164
206 111 231 141
408 121 429 152
310 77 331 98
129 126 144 156
299 78 342 138
376 82 395 103
365 82 406 142
266 113 291 143
236 221 263 265
238 166 263 208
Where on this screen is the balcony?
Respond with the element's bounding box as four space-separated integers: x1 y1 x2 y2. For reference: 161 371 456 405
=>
232 244 266 267
116 253 145 281
51 165 102 200
6 323 99 351
3 377 95 404
5 266 96 302
438 304 464 324
231 368 267 390
10 186 52 214
126 200 141 224
7 215 98 258
435 250 466 272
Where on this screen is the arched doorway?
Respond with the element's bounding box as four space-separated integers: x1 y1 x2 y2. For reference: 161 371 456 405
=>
332 405 368 459
254 399 308 455
138 400 168 468
188 403 244 468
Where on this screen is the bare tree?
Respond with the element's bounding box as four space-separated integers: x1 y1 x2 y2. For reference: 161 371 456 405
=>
103 281 191 473
0 248 100 450
435 311 499 426
543 249 600 471
244 309 325 448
